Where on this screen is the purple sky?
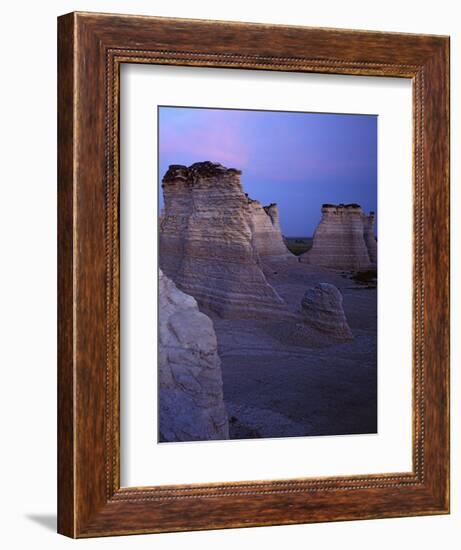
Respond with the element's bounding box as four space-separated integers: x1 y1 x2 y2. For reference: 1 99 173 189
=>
158 106 377 236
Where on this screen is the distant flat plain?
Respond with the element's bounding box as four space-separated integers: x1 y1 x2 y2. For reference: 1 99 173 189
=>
284 237 313 256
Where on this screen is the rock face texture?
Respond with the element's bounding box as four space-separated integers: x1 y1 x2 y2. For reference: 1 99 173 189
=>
301 283 353 341
301 204 377 271
247 199 293 262
160 161 291 318
159 269 229 442
363 211 378 264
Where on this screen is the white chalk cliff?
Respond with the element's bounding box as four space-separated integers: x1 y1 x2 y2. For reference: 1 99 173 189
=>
159 269 229 442
160 162 292 318
301 204 377 271
363 211 377 264
247 199 294 262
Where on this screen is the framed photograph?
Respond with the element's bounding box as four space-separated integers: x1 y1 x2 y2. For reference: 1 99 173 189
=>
58 12 450 537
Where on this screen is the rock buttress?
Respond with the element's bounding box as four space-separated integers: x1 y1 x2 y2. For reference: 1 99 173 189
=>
159 162 288 318
159 269 229 442
248 200 294 263
301 204 376 271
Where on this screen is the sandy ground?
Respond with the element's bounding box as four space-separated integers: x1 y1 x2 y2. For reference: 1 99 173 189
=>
212 260 377 440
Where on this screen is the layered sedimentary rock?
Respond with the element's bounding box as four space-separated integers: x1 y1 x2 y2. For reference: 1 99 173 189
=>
160 161 290 318
301 283 353 341
247 199 293 262
363 211 377 264
301 204 377 271
159 269 229 442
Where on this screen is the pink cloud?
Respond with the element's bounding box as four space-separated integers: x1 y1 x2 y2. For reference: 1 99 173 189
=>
160 110 249 167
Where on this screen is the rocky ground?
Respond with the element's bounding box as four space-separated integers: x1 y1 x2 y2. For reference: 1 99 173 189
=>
213 260 377 440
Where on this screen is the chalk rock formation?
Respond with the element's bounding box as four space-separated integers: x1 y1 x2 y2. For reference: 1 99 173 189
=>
247 199 293 262
160 161 290 318
301 204 377 271
363 211 377 264
159 269 229 442
301 283 353 341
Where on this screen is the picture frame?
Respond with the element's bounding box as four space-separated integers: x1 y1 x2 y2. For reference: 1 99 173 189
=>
57 11 450 538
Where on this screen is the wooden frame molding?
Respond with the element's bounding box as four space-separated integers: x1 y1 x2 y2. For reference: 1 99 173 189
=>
58 12 450 538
